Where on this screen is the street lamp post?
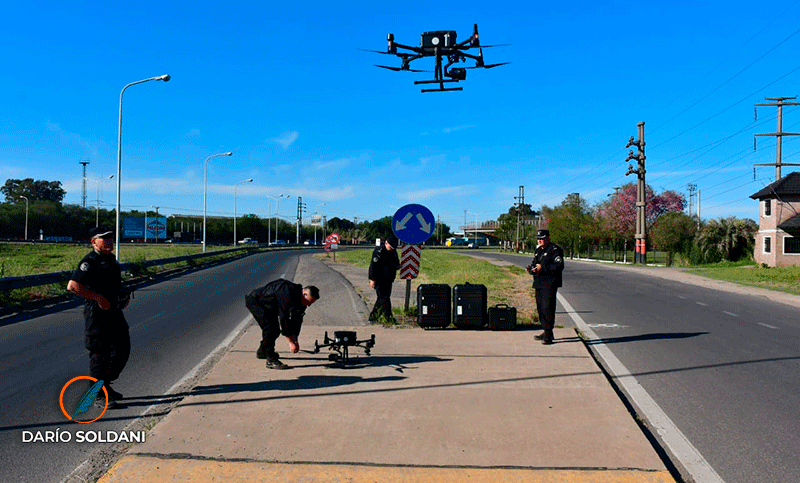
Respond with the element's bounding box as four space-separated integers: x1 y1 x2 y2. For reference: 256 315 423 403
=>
266 194 286 245
86 175 114 227
115 74 170 261
313 202 326 244
466 211 479 247
203 152 233 252
152 206 160 242
19 196 28 240
234 178 253 246
268 194 289 244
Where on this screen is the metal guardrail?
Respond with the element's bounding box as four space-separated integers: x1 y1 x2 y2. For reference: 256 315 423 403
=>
0 246 252 292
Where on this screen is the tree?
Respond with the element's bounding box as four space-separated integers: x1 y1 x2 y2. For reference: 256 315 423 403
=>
547 193 594 258
597 183 686 247
2 178 66 203
695 217 757 263
650 212 697 266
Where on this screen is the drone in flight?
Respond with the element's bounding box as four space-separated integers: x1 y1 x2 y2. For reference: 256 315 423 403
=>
361 24 509 93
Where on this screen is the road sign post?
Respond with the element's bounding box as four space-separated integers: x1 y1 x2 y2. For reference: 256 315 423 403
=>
392 204 432 312
399 243 421 310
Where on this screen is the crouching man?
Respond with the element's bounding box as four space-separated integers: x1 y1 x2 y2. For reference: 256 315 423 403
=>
245 279 319 369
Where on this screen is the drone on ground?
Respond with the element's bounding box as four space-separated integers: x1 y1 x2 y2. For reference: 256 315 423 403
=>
361 24 509 92
313 331 375 366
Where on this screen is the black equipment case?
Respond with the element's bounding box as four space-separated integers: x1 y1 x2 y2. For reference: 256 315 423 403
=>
417 284 451 329
452 283 487 329
488 303 517 330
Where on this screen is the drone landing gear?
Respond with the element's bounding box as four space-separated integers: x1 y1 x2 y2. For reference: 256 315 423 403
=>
313 331 376 367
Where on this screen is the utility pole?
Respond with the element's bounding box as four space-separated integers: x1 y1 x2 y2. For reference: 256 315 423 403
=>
79 160 90 208
687 183 697 219
296 197 306 244
754 97 800 181
514 185 524 251
625 122 647 265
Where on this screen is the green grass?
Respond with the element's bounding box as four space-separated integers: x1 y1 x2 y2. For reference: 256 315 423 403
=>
0 243 241 308
322 248 538 327
683 265 800 295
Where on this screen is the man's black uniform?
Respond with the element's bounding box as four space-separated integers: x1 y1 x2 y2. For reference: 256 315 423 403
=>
528 231 564 344
245 279 308 361
368 235 400 322
70 245 131 388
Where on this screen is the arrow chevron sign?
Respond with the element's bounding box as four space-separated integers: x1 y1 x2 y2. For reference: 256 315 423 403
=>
400 243 421 280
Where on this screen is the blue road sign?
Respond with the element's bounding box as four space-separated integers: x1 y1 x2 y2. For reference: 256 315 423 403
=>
392 204 435 245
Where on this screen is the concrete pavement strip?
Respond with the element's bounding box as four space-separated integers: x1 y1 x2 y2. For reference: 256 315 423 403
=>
94 253 675 482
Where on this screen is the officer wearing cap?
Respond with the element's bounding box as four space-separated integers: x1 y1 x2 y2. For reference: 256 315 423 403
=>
526 229 564 345
368 234 400 323
67 226 131 408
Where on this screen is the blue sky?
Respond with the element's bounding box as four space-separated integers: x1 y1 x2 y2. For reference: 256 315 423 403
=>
2 1 799 233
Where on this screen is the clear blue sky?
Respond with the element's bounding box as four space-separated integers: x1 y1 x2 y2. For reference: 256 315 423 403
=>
2 1 799 234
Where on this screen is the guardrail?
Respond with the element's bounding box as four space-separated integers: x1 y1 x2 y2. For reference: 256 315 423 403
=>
0 246 254 292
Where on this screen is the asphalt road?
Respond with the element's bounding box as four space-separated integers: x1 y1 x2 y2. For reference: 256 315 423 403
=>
490 252 800 483
0 250 302 483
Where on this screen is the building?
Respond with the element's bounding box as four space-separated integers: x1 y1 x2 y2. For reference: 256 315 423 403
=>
749 172 800 267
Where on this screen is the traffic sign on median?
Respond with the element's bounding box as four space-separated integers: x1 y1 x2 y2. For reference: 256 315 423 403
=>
392 204 435 245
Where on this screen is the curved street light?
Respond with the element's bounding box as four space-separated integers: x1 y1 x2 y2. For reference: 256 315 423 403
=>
19 195 28 240
203 151 233 252
267 194 289 245
115 74 170 261
234 178 253 246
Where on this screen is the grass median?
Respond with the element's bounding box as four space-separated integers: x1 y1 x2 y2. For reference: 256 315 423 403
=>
318 249 540 328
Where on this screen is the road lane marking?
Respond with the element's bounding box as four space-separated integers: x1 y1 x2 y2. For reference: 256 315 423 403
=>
696 302 708 306
63 314 255 483
758 323 778 329
558 292 724 483
722 311 738 317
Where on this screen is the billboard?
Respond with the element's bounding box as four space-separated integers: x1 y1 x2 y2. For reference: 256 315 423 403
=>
122 216 167 240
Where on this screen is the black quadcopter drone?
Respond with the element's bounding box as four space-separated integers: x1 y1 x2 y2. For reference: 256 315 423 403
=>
312 331 375 366
361 24 509 93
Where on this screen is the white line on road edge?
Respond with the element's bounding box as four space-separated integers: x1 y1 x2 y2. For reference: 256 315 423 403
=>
758 322 779 329
722 311 739 317
62 314 254 483
558 292 725 483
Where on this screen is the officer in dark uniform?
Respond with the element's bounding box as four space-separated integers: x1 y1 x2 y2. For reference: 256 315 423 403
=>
368 234 400 323
245 279 319 369
67 226 132 408
526 229 564 345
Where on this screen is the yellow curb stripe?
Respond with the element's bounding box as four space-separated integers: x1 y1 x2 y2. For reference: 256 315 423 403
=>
98 455 676 483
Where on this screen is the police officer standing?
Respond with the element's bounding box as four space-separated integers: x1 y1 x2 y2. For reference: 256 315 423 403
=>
527 229 564 345
245 279 319 370
67 226 132 409
368 234 400 323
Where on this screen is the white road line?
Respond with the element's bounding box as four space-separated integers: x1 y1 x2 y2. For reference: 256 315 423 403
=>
758 323 779 330
722 311 739 317
696 301 708 306
558 292 725 483
62 314 254 483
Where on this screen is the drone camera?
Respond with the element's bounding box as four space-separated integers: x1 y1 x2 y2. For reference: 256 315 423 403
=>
447 68 467 81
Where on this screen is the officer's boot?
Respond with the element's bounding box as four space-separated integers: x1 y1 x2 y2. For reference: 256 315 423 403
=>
542 329 554 345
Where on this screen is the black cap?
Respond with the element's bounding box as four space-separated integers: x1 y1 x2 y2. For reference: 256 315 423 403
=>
536 229 550 239
385 234 399 249
89 226 113 239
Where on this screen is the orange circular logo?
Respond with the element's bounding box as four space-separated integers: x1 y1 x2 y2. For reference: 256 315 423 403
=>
59 376 108 424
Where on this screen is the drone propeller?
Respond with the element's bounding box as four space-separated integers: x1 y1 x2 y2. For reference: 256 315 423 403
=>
358 48 393 55
374 65 430 73
478 43 512 48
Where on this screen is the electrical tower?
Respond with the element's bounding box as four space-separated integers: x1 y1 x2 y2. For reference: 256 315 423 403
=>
79 160 90 208
625 122 647 265
754 97 800 181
